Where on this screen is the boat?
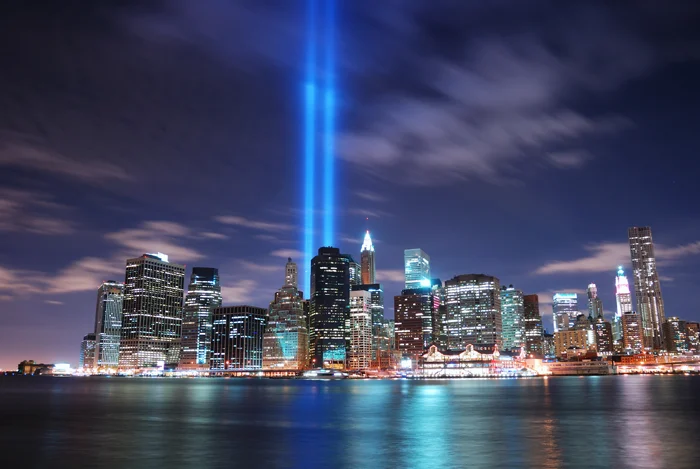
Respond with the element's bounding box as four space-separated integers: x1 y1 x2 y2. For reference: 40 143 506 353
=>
301 369 348 380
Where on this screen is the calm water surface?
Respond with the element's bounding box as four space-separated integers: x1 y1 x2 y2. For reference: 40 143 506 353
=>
1 376 698 469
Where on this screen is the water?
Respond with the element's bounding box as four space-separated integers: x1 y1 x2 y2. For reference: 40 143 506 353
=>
1 376 698 469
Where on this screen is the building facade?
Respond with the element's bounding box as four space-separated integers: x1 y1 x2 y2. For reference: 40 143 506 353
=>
94 280 123 368
587 283 604 319
80 333 96 368
614 267 633 345
263 283 308 370
394 289 429 359
444 274 502 350
210 306 267 370
404 248 431 290
179 268 222 370
360 231 376 284
352 283 384 360
552 293 578 332
348 290 372 370
663 317 688 353
622 311 643 354
118 253 185 369
593 316 614 354
285 257 298 289
628 226 666 350
500 285 525 352
523 294 544 357
554 329 590 358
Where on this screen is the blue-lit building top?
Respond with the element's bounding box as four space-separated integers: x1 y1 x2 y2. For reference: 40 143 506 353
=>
404 248 431 291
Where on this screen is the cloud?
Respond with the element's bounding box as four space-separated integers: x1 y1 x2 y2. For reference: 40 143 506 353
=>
355 191 386 202
547 150 592 169
657 241 700 259
215 215 293 232
46 257 125 294
240 260 281 273
200 232 229 240
105 220 204 262
376 269 405 283
270 249 303 259
348 208 391 218
0 189 74 235
221 280 258 304
44 300 64 305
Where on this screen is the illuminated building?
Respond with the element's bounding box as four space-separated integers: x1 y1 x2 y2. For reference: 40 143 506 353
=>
621 311 643 353
593 316 614 354
543 332 555 358
628 226 666 350
445 274 502 350
662 317 688 353
348 258 361 286
263 281 308 370
360 230 375 284
210 306 267 370
309 247 351 368
500 285 525 352
285 257 298 289
613 266 632 345
404 248 430 290
431 279 448 349
523 294 543 356
352 283 384 359
376 318 396 368
94 280 123 368
179 268 222 370
554 329 589 359
552 293 578 332
118 253 185 369
686 322 700 352
394 289 430 360
79 333 96 368
348 290 372 369
587 283 603 320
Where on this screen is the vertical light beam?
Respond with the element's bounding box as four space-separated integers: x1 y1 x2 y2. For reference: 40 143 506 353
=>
322 0 335 247
303 0 317 297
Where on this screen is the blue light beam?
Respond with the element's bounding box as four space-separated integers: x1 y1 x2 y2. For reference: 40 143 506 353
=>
303 0 317 297
322 0 335 247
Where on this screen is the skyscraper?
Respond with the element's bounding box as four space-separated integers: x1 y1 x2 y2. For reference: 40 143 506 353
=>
593 316 614 354
628 226 666 350
500 285 525 352
309 247 351 368
404 248 430 290
352 283 384 360
622 311 643 353
79 333 96 369
360 230 375 284
210 306 267 370
94 280 123 368
285 257 298 289
523 294 543 357
179 267 222 370
444 274 502 350
663 317 688 353
394 289 430 360
348 290 372 369
552 293 578 333
614 266 633 345
348 258 361 287
118 253 185 369
587 283 604 319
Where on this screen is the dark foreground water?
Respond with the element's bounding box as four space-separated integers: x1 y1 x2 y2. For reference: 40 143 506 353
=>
1 376 699 469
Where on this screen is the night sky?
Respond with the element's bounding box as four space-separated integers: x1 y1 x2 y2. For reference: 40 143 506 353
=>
1 1 700 369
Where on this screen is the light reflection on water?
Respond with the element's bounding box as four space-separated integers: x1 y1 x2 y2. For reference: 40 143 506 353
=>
1 376 698 469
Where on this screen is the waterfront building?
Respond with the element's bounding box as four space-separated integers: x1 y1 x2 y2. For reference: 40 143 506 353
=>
614 267 633 345
663 317 688 353
523 294 544 357
376 318 396 369
404 248 430 290
262 279 308 370
94 280 123 368
552 293 578 332
285 257 298 289
179 268 222 370
309 247 351 368
593 316 614 354
622 311 643 354
500 285 525 352
431 278 448 349
444 274 502 350
394 289 430 360
360 231 376 284
348 290 372 369
118 253 185 369
554 329 589 358
352 283 384 360
628 226 666 350
587 283 604 320
686 322 700 352
543 332 555 358
79 333 96 368
210 305 267 370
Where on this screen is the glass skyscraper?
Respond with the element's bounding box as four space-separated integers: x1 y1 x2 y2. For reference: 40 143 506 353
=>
349 290 372 369
614 266 633 345
352 283 384 360
210 306 267 370
404 248 430 290
179 267 222 370
394 288 433 359
94 280 123 368
552 293 578 333
523 294 543 356
587 283 604 319
628 226 666 350
444 274 502 350
79 333 96 368
500 285 525 352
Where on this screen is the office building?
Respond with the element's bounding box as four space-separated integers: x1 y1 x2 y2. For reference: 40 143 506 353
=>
444 274 502 350
431 279 448 349
523 294 543 357
404 248 430 290
349 258 361 287
348 290 372 369
593 316 614 354
500 285 525 352
622 311 643 354
394 289 429 360
554 329 589 358
628 226 666 350
285 257 298 289
613 267 633 345
94 280 123 368
309 247 351 368
210 306 267 370
663 317 688 353
552 293 578 332
119 253 185 369
179 268 222 370
79 333 96 368
360 230 376 284
587 283 604 319
352 283 384 360
686 322 700 353
543 332 555 358
263 281 308 370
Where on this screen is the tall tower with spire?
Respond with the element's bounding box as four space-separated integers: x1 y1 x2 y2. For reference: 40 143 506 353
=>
360 230 375 284
613 266 632 345
285 257 298 289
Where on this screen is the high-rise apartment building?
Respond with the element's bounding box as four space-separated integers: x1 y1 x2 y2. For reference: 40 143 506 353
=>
94 280 123 368
628 226 666 350
360 231 376 284
309 247 351 368
613 267 633 345
118 253 185 369
663 317 688 353
263 282 308 370
554 329 589 358
523 294 543 357
404 248 430 290
210 305 267 370
285 257 298 289
179 267 222 370
394 289 431 359
79 333 96 368
686 322 700 353
622 311 643 353
352 284 384 359
348 290 372 369
500 285 525 352
587 283 604 319
444 274 502 350
593 316 614 354
552 293 578 333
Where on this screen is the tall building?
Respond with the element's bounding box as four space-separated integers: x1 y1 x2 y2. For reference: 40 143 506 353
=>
394 289 430 359
309 247 351 368
628 226 666 350
119 253 185 369
352 284 384 360
500 285 525 352
444 274 502 350
404 248 430 290
79 333 96 368
360 231 376 284
431 279 447 349
94 280 123 368
179 267 222 370
348 290 372 369
663 317 688 353
622 311 643 354
593 316 614 354
263 282 308 370
587 283 604 319
523 294 543 357
285 257 298 289
686 322 700 353
554 329 589 358
348 258 361 287
552 293 578 332
613 267 633 345
210 306 266 370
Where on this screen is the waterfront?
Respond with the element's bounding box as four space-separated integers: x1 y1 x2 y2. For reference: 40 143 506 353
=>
1 376 699 468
